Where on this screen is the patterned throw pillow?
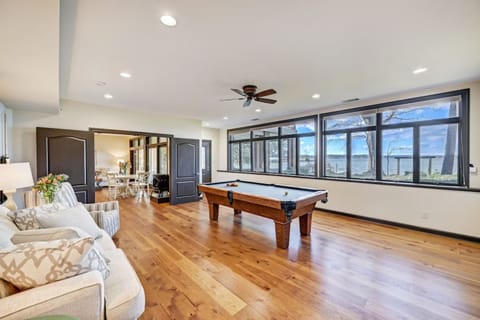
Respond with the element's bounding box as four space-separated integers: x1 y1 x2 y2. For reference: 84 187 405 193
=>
8 204 67 231
0 278 18 298
0 237 110 290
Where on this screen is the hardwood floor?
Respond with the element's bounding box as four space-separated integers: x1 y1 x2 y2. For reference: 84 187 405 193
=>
96 190 480 320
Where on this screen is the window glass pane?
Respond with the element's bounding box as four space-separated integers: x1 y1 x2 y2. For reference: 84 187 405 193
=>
229 131 250 141
252 127 278 138
325 134 346 177
420 124 458 184
299 136 316 176
281 118 316 135
138 149 145 171
241 142 251 171
149 137 158 144
159 137 168 143
231 143 240 170
149 147 157 172
281 138 296 174
382 128 413 181
159 146 168 174
351 131 376 179
382 100 459 125
148 147 157 183
324 113 376 130
266 140 279 173
252 141 264 172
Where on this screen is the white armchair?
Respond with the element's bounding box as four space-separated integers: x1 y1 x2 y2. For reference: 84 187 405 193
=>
24 182 120 237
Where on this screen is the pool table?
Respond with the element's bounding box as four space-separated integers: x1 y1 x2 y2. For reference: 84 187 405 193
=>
198 180 328 249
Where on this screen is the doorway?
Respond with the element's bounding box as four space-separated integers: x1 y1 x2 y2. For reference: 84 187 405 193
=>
92 130 172 203
201 140 212 183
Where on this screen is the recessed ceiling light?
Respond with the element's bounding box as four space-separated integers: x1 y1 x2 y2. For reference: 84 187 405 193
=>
160 15 177 27
104 94 113 99
223 116 229 120
413 67 428 74
255 108 262 112
312 93 321 99
120 72 132 78
96 81 106 86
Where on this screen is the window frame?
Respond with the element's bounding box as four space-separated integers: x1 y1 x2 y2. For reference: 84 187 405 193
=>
227 115 318 177
320 89 470 187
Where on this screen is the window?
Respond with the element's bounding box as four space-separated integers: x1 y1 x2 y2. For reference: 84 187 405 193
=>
321 89 469 187
228 117 317 176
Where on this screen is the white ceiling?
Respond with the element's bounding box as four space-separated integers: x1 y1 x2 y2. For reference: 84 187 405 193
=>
2 1 480 128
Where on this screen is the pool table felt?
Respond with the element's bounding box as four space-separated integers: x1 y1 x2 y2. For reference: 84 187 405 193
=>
206 181 321 202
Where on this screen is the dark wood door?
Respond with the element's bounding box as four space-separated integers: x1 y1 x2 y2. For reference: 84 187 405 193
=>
202 140 212 183
36 127 95 203
170 138 200 204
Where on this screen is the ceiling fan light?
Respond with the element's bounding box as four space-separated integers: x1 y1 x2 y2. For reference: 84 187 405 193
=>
160 15 177 27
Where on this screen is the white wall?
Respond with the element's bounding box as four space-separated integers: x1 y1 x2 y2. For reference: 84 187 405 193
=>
216 80 480 238
94 134 131 172
12 99 203 177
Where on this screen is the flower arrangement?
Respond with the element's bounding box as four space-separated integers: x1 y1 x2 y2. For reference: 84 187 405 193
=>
33 173 69 204
118 161 131 174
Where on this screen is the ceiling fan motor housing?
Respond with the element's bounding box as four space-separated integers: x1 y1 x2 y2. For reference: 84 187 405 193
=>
243 85 257 95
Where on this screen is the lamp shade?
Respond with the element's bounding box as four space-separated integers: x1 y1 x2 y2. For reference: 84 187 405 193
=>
0 162 34 192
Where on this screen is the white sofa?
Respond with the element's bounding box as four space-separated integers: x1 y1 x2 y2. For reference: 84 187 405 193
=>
24 182 121 238
0 209 145 319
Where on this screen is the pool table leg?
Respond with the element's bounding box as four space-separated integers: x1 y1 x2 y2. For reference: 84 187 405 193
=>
208 202 219 220
299 212 312 236
274 221 291 249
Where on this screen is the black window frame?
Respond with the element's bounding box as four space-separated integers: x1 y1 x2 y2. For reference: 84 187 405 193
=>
227 115 318 177
320 89 470 187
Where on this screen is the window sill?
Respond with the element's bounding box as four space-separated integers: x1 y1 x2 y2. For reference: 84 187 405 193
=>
217 170 480 193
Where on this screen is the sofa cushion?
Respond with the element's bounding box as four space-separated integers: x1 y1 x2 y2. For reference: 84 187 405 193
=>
0 237 109 290
8 204 67 231
0 212 18 249
36 204 103 239
10 226 90 244
104 249 145 320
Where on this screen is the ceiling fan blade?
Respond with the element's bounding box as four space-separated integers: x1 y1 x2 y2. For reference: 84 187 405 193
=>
231 88 246 96
255 97 277 104
220 97 245 102
243 98 252 107
255 89 276 98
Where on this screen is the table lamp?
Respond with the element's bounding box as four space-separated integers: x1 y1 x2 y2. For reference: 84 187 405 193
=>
0 162 34 211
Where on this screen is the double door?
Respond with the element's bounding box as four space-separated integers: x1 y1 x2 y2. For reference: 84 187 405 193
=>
37 128 201 205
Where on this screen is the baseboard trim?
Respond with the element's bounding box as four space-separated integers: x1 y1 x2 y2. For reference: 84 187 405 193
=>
315 207 480 244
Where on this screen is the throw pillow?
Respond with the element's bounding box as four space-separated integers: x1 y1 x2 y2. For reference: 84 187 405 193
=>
0 278 18 298
8 203 67 231
36 204 103 239
0 237 110 290
11 227 111 264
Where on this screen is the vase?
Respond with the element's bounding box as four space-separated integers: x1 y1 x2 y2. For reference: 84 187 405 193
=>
40 192 55 205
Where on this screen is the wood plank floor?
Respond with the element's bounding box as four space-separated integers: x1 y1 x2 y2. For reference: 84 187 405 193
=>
96 190 480 320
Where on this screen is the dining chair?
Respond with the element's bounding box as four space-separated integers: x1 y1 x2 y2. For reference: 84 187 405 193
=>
132 171 150 201
107 173 127 199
